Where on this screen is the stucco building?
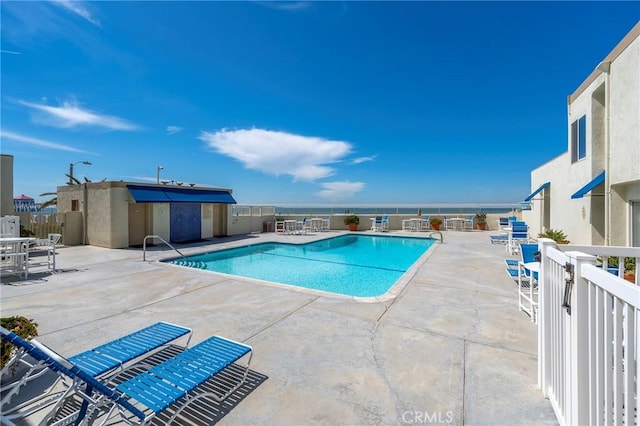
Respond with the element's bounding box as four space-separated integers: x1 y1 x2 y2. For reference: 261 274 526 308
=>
523 22 640 247
57 182 236 248
1 154 14 217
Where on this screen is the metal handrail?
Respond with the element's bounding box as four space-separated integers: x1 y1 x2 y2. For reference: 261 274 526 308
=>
143 235 184 261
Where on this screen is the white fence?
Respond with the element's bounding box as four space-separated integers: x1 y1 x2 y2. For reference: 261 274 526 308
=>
1 216 20 237
538 239 640 425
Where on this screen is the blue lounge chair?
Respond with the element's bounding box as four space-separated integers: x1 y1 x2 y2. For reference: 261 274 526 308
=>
490 234 509 244
1 322 191 422
0 327 252 425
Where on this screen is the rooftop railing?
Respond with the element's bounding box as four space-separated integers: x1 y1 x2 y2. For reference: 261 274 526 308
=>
537 239 639 425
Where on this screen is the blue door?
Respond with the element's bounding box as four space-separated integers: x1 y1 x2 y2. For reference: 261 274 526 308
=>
170 203 201 243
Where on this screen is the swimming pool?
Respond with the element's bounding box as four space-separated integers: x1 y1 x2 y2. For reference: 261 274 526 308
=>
166 235 435 298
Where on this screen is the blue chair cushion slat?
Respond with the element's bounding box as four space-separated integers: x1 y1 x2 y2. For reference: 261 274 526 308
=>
68 352 120 376
69 322 189 377
505 268 519 278
116 336 250 413
505 259 519 267
117 373 185 413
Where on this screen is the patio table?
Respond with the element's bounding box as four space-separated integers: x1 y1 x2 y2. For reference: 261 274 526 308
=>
0 237 35 279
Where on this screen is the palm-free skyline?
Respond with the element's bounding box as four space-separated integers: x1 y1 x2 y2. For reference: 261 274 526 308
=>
2 2 638 205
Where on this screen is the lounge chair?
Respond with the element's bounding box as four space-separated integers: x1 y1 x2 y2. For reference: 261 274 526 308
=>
490 234 509 244
381 215 389 232
0 326 252 426
1 322 191 423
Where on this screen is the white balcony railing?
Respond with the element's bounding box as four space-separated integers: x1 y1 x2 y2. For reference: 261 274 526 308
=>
537 239 640 425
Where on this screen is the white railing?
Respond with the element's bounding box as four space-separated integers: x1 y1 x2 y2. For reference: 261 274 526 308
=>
538 239 640 425
1 216 20 237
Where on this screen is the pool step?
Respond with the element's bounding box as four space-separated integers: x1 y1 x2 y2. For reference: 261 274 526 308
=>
171 259 207 269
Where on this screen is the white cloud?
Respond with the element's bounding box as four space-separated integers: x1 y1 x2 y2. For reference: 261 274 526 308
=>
315 181 365 201
0 130 92 153
0 50 21 55
352 155 377 164
257 1 311 11
51 0 101 27
19 99 139 131
199 128 352 181
166 126 183 135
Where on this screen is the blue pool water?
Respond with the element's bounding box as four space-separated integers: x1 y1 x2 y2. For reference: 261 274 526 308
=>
166 235 435 297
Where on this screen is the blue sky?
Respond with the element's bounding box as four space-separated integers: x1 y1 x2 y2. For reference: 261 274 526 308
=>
2 2 638 206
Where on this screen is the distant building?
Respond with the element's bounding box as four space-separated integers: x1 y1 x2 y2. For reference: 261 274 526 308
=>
57 181 237 248
13 194 37 212
523 22 640 247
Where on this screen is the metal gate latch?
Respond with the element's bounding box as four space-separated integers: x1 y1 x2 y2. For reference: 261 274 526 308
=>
562 262 574 315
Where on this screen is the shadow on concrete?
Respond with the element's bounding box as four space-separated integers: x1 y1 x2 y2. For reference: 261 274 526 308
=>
4 345 267 425
129 234 262 251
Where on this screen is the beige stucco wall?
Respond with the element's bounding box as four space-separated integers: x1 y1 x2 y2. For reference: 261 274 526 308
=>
58 182 236 248
1 154 14 216
151 203 170 242
609 36 640 186
63 211 84 246
201 204 214 239
58 182 130 248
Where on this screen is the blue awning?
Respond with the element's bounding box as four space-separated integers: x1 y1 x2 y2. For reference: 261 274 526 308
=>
571 171 605 199
523 182 550 202
127 185 237 204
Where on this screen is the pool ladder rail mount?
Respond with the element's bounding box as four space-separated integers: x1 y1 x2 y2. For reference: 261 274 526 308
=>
143 235 185 261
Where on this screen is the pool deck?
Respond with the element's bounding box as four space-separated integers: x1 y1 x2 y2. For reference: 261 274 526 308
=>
1 230 557 425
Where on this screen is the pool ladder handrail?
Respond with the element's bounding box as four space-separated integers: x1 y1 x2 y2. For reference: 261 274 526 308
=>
143 235 185 261
427 231 444 243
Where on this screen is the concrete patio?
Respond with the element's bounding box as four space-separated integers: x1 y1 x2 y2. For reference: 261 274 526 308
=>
0 230 557 425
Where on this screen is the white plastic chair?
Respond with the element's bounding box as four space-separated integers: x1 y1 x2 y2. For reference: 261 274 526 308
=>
464 215 474 231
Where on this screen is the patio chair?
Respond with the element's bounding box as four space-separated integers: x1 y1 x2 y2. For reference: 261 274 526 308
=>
321 217 330 231
507 224 530 254
517 243 540 322
1 322 192 423
504 259 521 281
371 216 383 231
0 326 252 426
381 215 389 232
28 233 61 271
295 217 308 234
464 215 474 231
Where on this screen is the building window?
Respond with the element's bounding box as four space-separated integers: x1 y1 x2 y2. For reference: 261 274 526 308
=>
71 199 79 211
571 115 586 162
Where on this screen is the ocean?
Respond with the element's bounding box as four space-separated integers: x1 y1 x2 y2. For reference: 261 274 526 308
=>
273 205 518 216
